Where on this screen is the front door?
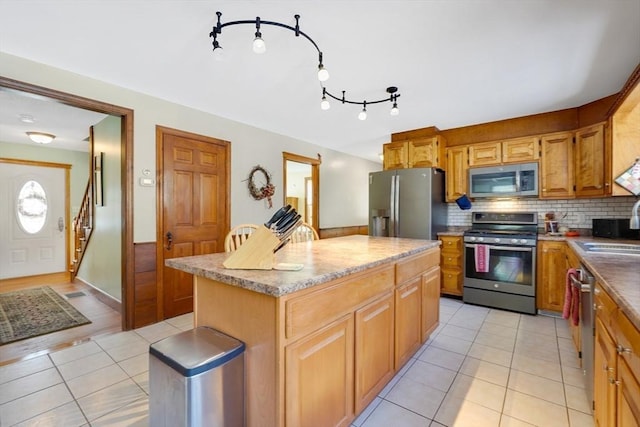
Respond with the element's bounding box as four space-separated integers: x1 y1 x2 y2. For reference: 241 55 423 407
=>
158 127 230 319
0 160 69 279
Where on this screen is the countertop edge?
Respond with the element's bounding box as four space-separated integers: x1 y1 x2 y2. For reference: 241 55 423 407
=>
166 237 440 298
565 239 640 331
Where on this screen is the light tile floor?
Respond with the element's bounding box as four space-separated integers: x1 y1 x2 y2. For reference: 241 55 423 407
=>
0 298 594 427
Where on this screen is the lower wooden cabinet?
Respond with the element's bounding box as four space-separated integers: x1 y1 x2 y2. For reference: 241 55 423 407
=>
536 240 567 312
617 358 640 426
439 235 463 296
593 283 640 426
354 293 395 413
594 317 617 427
286 314 354 427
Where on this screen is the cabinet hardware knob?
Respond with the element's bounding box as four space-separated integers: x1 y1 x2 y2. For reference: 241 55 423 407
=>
608 378 619 385
616 344 632 355
594 288 601 295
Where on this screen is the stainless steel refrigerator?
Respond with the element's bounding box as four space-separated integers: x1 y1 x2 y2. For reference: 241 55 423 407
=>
369 168 447 239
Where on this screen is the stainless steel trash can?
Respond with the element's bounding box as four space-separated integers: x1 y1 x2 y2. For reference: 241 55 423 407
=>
149 326 245 427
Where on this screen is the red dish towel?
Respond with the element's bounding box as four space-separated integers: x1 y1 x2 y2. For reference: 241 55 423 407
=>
474 244 489 273
563 268 580 326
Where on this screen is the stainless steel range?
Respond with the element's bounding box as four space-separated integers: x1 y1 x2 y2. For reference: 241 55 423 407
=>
463 212 538 314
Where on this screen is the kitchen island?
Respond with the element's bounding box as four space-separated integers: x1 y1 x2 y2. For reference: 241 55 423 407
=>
166 235 441 427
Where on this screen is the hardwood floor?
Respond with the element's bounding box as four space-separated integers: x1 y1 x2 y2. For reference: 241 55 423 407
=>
0 272 122 365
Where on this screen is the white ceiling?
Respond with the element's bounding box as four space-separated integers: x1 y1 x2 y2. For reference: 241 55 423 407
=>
0 1 639 161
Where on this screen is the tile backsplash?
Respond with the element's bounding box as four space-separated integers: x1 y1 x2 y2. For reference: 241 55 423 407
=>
447 196 638 229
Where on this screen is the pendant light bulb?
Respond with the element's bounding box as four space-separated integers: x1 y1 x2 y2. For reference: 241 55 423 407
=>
358 108 367 121
253 32 266 54
320 95 331 110
318 65 330 82
390 102 399 116
212 41 224 61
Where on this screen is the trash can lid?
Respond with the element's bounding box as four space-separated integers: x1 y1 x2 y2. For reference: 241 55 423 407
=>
149 327 245 377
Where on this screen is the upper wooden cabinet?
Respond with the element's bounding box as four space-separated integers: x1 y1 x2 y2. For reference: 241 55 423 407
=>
610 77 640 196
540 132 575 199
468 141 501 166
468 136 540 167
445 146 468 202
502 136 540 163
575 123 608 197
383 136 442 170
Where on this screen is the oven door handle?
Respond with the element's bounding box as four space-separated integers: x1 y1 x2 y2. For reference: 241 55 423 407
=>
464 244 533 252
569 274 591 293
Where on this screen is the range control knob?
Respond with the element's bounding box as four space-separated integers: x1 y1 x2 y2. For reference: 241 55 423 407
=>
477 237 484 242
511 238 518 244
469 236 476 242
520 239 528 244
494 238 500 243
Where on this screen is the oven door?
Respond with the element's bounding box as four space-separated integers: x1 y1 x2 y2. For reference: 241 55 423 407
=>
463 243 536 296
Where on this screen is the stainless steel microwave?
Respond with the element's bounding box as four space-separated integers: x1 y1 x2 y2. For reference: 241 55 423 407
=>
468 162 538 198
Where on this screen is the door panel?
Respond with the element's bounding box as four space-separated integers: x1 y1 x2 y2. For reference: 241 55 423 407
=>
159 127 229 319
0 161 68 279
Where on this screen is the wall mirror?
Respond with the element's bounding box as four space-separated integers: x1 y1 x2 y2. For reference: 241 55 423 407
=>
283 152 321 232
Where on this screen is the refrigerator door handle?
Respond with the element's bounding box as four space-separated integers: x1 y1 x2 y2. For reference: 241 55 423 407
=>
389 175 396 236
394 173 400 236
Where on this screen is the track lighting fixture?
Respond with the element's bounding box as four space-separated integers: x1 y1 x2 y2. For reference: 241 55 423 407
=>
358 102 367 121
209 11 401 119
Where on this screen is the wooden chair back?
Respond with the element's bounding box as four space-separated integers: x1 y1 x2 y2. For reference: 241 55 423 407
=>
224 224 260 252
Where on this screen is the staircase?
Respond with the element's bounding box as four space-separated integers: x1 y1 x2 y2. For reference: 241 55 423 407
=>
70 181 93 278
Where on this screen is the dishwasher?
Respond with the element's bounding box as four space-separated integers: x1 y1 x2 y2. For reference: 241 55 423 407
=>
570 264 595 406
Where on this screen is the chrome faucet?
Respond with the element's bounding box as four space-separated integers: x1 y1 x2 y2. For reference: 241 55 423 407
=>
631 199 640 229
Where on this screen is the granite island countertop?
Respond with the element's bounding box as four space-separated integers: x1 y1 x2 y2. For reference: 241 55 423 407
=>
166 235 440 297
565 237 640 331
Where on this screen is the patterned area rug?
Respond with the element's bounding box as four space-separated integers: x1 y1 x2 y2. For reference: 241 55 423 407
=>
0 286 91 345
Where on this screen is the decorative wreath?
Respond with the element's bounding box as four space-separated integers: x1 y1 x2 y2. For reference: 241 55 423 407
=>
247 165 276 208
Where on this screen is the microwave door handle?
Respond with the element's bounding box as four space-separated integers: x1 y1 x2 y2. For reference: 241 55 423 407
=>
515 170 521 192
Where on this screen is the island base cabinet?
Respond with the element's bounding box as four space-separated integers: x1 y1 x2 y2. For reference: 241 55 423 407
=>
422 267 441 341
355 293 395 413
286 314 354 427
395 277 422 370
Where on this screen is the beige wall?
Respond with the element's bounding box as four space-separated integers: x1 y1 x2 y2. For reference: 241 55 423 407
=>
77 116 122 300
0 52 381 242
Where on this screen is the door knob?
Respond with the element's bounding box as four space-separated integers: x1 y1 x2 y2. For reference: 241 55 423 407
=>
166 231 173 250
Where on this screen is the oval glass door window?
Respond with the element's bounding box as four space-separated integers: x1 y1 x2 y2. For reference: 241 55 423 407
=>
17 180 48 234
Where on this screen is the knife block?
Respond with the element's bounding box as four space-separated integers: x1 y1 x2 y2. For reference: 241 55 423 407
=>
223 226 281 270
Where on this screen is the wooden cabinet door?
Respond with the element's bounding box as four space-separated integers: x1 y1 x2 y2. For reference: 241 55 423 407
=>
409 137 439 168
468 141 501 166
536 241 566 312
594 318 618 427
575 123 606 197
422 267 440 341
286 314 354 427
445 146 469 202
354 293 394 413
617 357 640 426
383 141 408 170
395 277 422 370
502 137 540 163
540 132 574 199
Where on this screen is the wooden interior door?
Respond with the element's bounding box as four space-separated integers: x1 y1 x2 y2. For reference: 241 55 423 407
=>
158 127 229 319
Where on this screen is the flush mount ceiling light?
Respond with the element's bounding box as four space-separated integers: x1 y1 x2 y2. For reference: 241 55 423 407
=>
209 12 401 118
26 132 55 144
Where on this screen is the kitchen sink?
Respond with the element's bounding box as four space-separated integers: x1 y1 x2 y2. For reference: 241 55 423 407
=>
577 242 640 255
